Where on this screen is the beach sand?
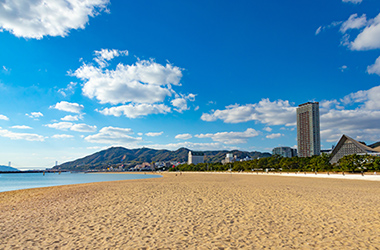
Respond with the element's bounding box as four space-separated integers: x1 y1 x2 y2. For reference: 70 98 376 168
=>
1 173 379 249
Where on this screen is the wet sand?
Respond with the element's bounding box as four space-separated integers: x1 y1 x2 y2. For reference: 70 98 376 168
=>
1 173 379 249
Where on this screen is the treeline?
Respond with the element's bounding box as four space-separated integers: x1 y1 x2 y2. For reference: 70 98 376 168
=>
170 154 380 173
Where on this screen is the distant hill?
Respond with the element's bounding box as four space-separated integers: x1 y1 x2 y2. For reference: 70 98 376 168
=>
54 147 271 171
0 165 20 172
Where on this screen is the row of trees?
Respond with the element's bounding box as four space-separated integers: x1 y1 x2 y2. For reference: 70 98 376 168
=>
170 154 380 172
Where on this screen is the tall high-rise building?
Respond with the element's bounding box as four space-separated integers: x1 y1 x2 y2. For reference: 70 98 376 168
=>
297 102 320 157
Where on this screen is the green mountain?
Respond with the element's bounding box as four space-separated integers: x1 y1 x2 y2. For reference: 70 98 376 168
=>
54 147 271 171
0 165 20 172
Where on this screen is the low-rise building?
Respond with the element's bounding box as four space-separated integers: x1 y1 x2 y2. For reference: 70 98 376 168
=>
272 147 297 158
330 135 380 164
188 151 204 165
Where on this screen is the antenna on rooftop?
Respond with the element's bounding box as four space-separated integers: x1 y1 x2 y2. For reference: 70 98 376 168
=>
9 161 11 167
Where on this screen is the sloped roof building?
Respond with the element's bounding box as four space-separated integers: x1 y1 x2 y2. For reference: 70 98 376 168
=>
329 135 380 164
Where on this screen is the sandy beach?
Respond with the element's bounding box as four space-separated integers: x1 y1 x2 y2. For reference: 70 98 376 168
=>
1 173 379 249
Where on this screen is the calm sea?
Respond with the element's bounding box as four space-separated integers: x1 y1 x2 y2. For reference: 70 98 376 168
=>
0 172 162 193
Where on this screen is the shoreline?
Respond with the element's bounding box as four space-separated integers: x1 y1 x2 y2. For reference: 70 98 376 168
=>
172 171 380 182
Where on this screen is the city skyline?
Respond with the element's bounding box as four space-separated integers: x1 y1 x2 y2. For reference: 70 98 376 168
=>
1 0 380 169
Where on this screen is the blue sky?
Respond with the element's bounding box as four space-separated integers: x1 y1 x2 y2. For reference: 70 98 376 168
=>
1 0 380 169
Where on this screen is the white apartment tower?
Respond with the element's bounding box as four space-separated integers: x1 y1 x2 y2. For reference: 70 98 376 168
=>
188 151 205 165
297 102 321 157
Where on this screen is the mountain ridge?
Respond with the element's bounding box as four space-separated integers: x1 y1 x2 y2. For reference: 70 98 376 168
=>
0 165 20 172
54 147 271 171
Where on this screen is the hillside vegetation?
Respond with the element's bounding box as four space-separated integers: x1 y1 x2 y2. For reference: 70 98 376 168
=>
54 147 271 171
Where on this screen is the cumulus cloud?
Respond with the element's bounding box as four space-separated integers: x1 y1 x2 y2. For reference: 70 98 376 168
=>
73 58 183 105
340 85 380 110
0 127 44 141
346 13 380 50
263 127 272 132
0 0 109 39
71 50 194 118
318 12 380 51
51 134 74 139
145 132 163 137
97 103 171 118
266 133 284 139
201 98 296 125
71 123 97 132
85 126 142 145
45 122 96 132
195 128 259 144
26 112 43 119
171 93 196 113
367 56 380 76
11 125 32 129
0 114 9 121
319 85 380 142
51 101 84 113
61 114 83 121
175 133 193 140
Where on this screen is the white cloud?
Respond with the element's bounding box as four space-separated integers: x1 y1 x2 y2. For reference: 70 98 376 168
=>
339 65 348 72
26 112 43 119
263 127 272 132
201 98 296 125
73 58 183 105
94 49 128 68
342 0 362 4
51 134 74 139
315 21 342 35
45 122 73 130
315 26 323 35
0 0 109 39
2 65 10 74
340 14 367 33
171 93 196 113
321 108 380 142
340 85 380 110
0 114 9 121
58 82 77 97
97 103 171 118
367 56 380 76
146 142 233 151
51 101 84 113
0 127 44 141
145 132 163 137
11 125 32 129
266 133 284 139
348 13 380 50
71 123 97 132
45 122 96 132
61 114 83 121
175 133 193 140
85 126 142 145
195 128 259 144
171 98 188 112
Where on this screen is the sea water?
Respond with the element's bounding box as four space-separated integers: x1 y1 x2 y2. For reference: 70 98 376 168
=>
0 172 161 193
